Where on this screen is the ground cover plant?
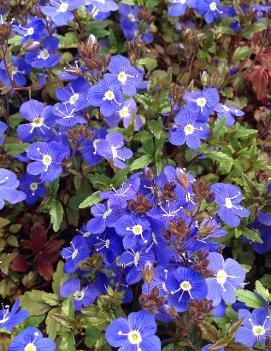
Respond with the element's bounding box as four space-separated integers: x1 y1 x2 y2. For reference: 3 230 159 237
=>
0 0 271 350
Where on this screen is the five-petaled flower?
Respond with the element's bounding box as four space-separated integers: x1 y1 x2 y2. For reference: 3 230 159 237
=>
61 235 89 274
105 310 161 351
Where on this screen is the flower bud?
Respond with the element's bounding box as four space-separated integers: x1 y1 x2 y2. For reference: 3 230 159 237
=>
142 261 154 284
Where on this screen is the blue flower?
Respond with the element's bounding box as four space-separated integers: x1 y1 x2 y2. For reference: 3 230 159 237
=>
26 141 67 183
196 0 223 24
105 98 143 131
53 103 86 127
17 99 56 142
169 109 208 149
87 5 110 20
206 252 245 306
168 0 197 17
41 0 85 26
0 56 31 87
56 78 89 112
14 19 45 44
8 327 56 351
120 248 155 285
0 121 7 145
25 37 61 69
87 78 124 117
60 278 100 311
115 214 151 249
81 127 107 166
184 87 220 121
86 202 120 234
95 229 123 263
96 132 133 169
19 174 46 205
235 308 271 348
214 103 244 127
166 267 207 312
87 0 118 12
0 300 29 331
211 183 249 227
61 235 89 274
0 168 26 210
105 55 143 96
105 310 161 351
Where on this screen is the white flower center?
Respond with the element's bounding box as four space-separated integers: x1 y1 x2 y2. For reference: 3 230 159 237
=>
209 2 217 11
83 231 91 237
72 249 78 260
196 97 207 107
104 90 115 101
252 325 266 337
0 316 9 324
30 182 38 191
119 106 129 118
24 344 36 351
128 13 136 22
27 27 34 35
134 252 140 266
103 208 113 219
180 280 192 291
216 269 227 285
184 124 195 135
58 2 69 12
32 117 44 128
225 198 232 209
42 155 52 167
128 330 142 345
69 93 79 105
39 49 50 60
118 72 128 84
132 225 143 235
73 290 85 301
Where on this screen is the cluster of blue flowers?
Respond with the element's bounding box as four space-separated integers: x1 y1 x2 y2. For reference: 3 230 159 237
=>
57 166 256 350
169 87 244 149
167 0 271 25
1 2 270 351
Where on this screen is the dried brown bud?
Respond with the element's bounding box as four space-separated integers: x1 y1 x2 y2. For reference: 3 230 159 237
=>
192 179 211 203
142 261 154 284
188 299 212 324
160 182 176 203
138 9 155 24
168 218 188 241
0 22 12 45
176 169 189 189
192 250 214 277
128 193 153 215
169 84 185 105
139 288 165 313
145 166 154 181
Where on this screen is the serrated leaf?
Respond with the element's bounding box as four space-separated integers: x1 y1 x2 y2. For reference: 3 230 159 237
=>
49 199 64 232
79 190 101 209
236 289 266 308
130 155 153 171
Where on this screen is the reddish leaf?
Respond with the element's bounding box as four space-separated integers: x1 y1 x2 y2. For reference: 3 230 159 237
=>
24 222 47 253
10 254 29 273
36 258 54 281
258 48 271 69
247 65 270 102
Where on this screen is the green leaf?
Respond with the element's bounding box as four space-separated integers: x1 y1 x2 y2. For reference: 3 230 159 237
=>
4 143 28 155
49 199 64 232
52 261 66 295
79 190 101 209
232 46 251 62
130 155 153 171
20 290 59 316
255 280 270 301
236 289 266 308
148 119 163 139
235 227 263 243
